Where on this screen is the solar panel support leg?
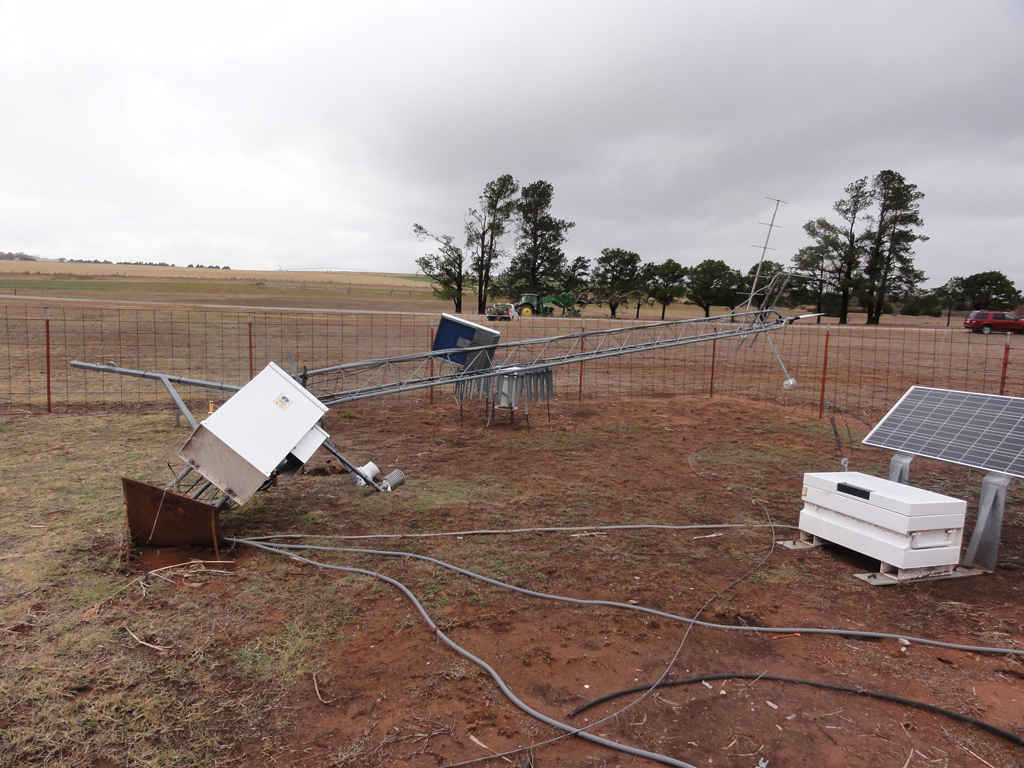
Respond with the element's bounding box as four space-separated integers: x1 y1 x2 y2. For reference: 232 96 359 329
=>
888 454 914 484
962 472 1012 572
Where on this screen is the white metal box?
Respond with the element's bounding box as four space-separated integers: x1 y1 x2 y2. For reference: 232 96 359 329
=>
179 362 328 504
798 471 966 578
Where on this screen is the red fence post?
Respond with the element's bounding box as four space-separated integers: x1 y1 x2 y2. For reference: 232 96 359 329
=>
709 337 717 398
45 309 51 415
248 314 254 380
999 332 1011 395
818 327 831 418
429 321 435 405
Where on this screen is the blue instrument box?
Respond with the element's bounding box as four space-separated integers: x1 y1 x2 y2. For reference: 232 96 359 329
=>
432 314 500 371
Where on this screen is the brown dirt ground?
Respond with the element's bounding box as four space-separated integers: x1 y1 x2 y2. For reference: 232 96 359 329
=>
135 395 1024 768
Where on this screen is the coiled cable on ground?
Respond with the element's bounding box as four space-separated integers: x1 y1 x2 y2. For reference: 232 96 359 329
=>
567 672 1024 748
232 537 699 768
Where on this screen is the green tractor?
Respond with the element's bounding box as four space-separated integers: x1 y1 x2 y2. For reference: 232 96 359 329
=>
514 292 579 317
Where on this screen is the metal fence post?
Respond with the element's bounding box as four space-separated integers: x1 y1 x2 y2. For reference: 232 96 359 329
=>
45 309 51 415
248 314 254 380
999 332 1011 395
709 337 717 398
429 319 435 405
818 327 831 418
578 321 585 401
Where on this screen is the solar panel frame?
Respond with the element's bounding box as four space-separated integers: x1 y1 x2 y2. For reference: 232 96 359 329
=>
863 386 1024 479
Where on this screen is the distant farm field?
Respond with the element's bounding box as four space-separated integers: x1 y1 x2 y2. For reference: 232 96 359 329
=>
0 262 451 313
0 260 965 328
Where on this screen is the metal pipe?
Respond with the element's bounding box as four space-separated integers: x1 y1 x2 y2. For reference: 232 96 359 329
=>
190 480 213 499
165 464 194 491
69 361 243 393
158 375 198 430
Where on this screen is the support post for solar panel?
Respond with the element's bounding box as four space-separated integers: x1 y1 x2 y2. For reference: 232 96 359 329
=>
888 453 914 484
962 472 1012 572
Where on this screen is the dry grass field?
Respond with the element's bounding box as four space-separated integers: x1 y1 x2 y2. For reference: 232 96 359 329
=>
0 260 424 285
0 261 450 314
2 396 1023 768
0 259 975 328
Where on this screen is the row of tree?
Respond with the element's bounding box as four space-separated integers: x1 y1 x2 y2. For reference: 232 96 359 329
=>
792 170 1021 322
793 170 928 324
586 250 792 320
897 271 1021 321
415 175 581 314
415 176 788 318
417 170 1019 322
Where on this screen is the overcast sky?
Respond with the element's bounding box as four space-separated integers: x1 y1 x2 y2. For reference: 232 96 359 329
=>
1 0 1021 288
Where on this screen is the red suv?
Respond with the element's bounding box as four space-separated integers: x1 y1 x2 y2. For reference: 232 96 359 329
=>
964 310 1024 334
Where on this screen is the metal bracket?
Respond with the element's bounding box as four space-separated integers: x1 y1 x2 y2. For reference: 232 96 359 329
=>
780 532 825 551
321 438 390 492
888 453 914 484
962 472 1013 571
854 565 985 586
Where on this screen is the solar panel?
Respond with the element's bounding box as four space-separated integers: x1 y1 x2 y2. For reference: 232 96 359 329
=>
863 387 1024 479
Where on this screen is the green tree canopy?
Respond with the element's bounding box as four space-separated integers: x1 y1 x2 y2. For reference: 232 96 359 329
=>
930 276 966 326
860 170 928 325
959 271 1021 311
684 259 742 317
465 174 519 314
591 248 641 318
413 223 474 313
560 255 590 292
790 177 872 324
501 180 575 297
647 259 688 320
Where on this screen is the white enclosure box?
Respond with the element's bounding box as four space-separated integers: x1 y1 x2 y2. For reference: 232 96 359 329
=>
179 362 328 504
798 471 966 578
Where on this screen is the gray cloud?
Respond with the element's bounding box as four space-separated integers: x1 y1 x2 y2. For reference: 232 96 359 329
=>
1 0 1021 287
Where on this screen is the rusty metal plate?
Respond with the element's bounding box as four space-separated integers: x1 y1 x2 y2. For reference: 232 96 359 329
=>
122 477 224 547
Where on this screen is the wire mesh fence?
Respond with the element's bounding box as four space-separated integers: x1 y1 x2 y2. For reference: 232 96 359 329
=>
2 304 1022 422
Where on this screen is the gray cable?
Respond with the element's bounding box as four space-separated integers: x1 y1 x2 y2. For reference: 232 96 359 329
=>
233 537 1024 658
241 522 797 542
233 537 697 768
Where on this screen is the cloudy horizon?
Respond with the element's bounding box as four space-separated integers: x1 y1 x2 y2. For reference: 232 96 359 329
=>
1 1 1021 288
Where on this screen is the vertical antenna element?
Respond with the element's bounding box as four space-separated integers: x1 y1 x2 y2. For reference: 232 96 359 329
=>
744 197 788 312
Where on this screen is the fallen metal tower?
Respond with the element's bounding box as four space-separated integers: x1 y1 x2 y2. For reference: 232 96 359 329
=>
71 274 813 545
302 308 808 407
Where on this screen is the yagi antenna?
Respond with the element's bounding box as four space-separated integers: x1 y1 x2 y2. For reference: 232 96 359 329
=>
744 197 787 313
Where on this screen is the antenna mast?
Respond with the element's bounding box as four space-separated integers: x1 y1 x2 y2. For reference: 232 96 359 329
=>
744 197 787 312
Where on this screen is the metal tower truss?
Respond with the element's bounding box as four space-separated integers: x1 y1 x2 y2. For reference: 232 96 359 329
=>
69 273 814 531
304 305 810 407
